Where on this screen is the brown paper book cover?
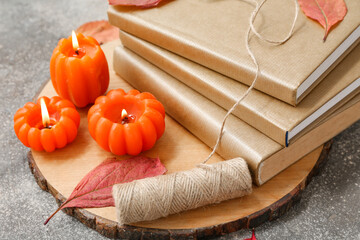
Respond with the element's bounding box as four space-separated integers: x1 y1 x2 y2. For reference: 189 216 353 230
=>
108 0 360 105
113 45 360 185
119 31 360 146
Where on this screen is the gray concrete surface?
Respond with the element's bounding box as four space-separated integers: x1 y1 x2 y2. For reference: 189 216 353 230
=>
0 0 359 239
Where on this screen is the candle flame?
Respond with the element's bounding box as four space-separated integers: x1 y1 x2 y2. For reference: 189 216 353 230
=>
40 98 50 128
121 109 128 120
72 30 79 51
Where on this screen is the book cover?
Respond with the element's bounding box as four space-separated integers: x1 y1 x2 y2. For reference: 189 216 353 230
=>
108 0 360 105
120 31 360 146
113 45 360 185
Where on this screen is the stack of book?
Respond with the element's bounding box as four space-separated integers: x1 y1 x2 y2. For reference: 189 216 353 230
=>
108 0 360 185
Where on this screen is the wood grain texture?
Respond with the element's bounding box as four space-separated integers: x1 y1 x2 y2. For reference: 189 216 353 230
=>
28 142 332 239
28 40 333 239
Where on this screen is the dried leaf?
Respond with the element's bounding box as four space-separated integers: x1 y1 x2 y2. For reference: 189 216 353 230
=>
108 0 163 8
76 20 119 45
244 229 257 240
298 0 347 41
44 156 167 225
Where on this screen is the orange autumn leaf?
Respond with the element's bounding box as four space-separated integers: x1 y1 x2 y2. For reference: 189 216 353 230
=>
108 0 162 7
76 20 119 45
298 0 347 41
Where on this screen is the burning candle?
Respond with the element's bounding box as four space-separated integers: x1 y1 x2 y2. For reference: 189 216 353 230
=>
50 31 109 108
14 96 80 152
88 88 165 156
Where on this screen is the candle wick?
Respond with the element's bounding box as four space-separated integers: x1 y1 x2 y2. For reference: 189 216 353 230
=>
121 116 129 125
75 49 79 55
44 121 52 129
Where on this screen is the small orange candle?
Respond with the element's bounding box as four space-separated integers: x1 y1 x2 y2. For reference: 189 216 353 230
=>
14 96 80 152
50 31 109 108
88 89 165 156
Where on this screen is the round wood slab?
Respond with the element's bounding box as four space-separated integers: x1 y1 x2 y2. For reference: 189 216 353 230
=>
28 40 332 239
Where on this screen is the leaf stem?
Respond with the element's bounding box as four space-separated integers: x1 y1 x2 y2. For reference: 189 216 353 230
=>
314 0 328 41
44 200 69 225
44 207 62 225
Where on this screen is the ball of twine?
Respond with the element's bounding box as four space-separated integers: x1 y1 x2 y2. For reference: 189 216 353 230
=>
113 157 252 225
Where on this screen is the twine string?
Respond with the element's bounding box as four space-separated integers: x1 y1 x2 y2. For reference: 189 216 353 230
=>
203 0 299 164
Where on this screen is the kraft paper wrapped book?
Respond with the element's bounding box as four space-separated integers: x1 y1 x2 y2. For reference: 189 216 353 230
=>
113 45 360 185
120 31 360 146
108 0 360 105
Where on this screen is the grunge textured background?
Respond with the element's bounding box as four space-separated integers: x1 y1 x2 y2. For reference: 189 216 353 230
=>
0 1 359 239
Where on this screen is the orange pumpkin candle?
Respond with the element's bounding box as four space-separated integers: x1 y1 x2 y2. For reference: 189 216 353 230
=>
50 31 109 108
88 89 165 156
14 96 80 152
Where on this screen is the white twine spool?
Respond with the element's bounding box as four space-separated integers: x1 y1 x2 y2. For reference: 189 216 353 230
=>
113 158 252 225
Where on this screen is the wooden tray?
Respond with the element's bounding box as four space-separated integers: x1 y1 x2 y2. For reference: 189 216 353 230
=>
28 40 332 239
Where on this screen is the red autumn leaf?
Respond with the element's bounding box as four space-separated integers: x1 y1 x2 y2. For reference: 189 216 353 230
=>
76 20 119 45
108 0 162 8
44 156 167 225
298 0 347 41
243 229 257 240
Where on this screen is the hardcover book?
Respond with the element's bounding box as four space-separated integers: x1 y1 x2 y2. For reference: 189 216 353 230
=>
108 0 360 105
113 45 360 185
119 31 360 146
